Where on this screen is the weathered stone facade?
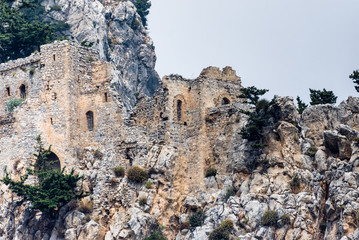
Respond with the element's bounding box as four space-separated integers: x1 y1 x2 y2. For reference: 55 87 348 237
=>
0 41 122 171
130 66 244 191
0 41 249 239
2 41 359 240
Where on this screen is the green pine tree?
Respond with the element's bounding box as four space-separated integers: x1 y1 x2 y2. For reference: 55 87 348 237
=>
349 70 359 93
1 136 86 216
296 96 308 114
134 0 151 28
238 86 269 105
309 88 337 105
0 0 70 62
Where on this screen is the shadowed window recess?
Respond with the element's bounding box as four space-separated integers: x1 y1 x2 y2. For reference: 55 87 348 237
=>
19 84 26 99
86 111 94 131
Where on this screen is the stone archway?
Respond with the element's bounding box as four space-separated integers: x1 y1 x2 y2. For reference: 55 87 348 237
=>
173 95 187 124
47 152 61 172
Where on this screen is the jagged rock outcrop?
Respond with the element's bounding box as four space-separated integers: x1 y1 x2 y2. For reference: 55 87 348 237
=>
2 60 359 239
1 1 359 239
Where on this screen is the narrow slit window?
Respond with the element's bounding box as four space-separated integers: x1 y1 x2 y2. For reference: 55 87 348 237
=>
86 111 94 131
104 92 108 102
19 84 26 99
50 118 53 125
177 100 182 122
53 54 56 61
6 87 10 96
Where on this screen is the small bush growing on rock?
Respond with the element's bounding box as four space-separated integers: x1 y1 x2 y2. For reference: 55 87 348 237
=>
139 196 147 206
354 137 359 144
261 210 279 227
290 174 300 188
127 166 148 183
114 166 125 177
189 210 206 228
224 186 237 201
145 181 153 189
144 231 167 240
208 219 234 240
7 98 24 112
280 214 290 225
145 225 167 240
77 199 93 214
305 145 317 157
205 168 217 178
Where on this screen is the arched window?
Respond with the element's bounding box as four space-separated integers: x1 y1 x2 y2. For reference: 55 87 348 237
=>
177 100 182 122
221 97 230 105
36 152 61 172
86 111 94 131
19 84 26 99
47 152 61 172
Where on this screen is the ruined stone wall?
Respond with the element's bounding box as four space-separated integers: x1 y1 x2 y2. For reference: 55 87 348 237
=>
4 43 359 240
0 53 41 114
129 66 243 193
0 40 123 173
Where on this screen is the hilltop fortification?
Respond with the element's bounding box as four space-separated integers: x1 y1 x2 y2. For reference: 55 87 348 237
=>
1 1 359 239
2 40 359 240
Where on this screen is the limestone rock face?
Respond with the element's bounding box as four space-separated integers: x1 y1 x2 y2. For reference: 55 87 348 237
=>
43 0 160 109
1 7 359 237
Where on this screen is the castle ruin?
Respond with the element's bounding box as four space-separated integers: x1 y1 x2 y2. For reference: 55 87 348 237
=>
0 41 247 218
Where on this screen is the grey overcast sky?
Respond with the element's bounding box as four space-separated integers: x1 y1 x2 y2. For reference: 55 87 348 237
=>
147 0 359 104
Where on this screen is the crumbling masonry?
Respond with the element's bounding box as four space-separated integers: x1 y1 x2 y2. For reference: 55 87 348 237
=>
0 40 244 194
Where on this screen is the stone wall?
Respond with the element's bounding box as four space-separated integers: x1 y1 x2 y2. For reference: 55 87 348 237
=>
0 40 123 172
130 66 243 193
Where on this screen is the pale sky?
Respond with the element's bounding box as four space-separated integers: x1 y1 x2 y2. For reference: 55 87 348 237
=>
148 0 359 104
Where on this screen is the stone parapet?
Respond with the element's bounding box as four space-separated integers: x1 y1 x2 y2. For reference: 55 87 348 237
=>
0 53 41 73
199 66 241 82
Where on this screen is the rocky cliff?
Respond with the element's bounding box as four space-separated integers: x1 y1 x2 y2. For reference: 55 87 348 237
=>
2 55 359 239
1 1 359 240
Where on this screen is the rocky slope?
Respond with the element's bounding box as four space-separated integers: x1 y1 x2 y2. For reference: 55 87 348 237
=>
1 1 359 240
2 85 359 240
44 0 160 109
